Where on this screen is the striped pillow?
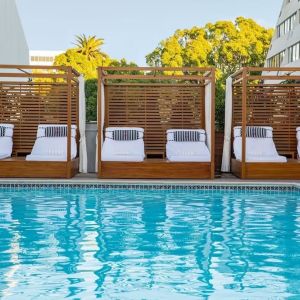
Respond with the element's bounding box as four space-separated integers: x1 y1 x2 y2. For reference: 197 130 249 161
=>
173 130 202 142
112 129 139 141
44 126 68 137
241 126 268 138
0 126 5 137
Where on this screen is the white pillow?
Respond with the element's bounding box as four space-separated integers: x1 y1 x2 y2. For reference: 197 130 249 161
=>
0 124 14 137
105 127 144 140
36 124 77 138
234 126 273 138
167 129 206 142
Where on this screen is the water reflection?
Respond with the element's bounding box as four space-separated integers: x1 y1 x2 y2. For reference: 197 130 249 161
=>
0 189 299 299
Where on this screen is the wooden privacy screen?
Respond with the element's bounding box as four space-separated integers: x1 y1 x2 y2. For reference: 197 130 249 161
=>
98 67 215 156
232 67 300 158
0 65 79 156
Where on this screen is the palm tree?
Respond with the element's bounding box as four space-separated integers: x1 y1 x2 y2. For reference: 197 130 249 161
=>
74 34 104 60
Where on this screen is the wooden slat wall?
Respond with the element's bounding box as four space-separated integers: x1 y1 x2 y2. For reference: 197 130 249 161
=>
105 84 204 154
0 66 79 156
232 68 300 157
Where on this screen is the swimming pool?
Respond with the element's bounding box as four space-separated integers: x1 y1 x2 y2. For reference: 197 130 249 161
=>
0 185 300 299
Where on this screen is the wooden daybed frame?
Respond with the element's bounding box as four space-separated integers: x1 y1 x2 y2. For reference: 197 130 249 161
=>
0 65 80 178
97 67 215 179
231 67 300 179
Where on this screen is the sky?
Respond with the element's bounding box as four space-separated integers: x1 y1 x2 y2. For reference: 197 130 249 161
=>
16 0 283 65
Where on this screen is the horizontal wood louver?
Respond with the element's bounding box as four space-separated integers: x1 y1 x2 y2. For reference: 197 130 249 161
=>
0 65 79 156
99 67 214 156
105 84 203 153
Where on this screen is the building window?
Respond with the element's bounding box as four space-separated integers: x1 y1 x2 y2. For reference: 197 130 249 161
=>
267 51 286 67
277 12 297 38
288 42 300 63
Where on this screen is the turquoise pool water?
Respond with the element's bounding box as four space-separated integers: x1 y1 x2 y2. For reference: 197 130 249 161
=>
0 187 300 299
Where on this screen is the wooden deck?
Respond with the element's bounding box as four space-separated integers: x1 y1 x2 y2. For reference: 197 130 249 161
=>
99 160 212 179
232 158 300 180
0 157 79 179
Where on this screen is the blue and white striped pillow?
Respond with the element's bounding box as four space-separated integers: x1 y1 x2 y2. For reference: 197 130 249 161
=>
173 130 201 142
243 126 268 138
0 126 5 137
112 129 139 141
0 125 13 137
168 130 205 142
44 126 68 137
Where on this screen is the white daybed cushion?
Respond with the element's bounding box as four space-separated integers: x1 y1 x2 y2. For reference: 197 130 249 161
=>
0 153 10 160
297 127 300 158
233 126 287 163
0 124 14 159
26 125 77 161
26 137 77 161
102 127 145 162
166 129 210 162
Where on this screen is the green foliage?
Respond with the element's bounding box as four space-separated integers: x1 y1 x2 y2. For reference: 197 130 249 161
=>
54 36 138 121
55 19 274 126
74 34 105 60
85 79 97 122
146 17 274 129
54 34 110 80
55 48 109 79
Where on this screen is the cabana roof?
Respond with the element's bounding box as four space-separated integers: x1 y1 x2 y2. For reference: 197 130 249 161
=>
0 65 80 178
98 66 215 179
229 67 300 179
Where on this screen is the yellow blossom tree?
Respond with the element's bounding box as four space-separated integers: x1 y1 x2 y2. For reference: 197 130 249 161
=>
146 17 274 128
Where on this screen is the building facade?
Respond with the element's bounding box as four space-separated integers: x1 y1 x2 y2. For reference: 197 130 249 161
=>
266 0 300 68
0 0 29 65
29 50 63 66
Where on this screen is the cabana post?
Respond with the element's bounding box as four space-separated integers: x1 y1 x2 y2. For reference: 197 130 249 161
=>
0 65 80 178
230 67 300 179
97 66 215 179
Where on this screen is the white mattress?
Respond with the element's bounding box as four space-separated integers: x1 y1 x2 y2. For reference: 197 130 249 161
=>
0 153 10 160
0 137 13 160
245 155 287 163
102 139 145 162
296 128 300 158
233 137 287 163
26 137 77 161
166 141 211 162
26 155 73 162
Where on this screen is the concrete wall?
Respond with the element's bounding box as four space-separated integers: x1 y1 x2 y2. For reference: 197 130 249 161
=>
86 122 97 173
0 0 29 65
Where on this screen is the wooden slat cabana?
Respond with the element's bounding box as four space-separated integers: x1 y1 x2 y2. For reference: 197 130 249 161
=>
231 67 300 179
0 65 80 178
97 67 215 179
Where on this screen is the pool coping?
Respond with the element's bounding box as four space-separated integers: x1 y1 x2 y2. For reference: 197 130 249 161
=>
0 178 299 192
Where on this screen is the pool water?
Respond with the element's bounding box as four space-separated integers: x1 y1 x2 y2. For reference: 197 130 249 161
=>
0 188 300 299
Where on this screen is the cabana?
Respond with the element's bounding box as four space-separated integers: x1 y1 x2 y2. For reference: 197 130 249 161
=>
97 67 215 179
222 67 300 179
0 65 81 178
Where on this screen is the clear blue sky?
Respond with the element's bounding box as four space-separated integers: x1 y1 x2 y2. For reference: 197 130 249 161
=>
16 0 283 65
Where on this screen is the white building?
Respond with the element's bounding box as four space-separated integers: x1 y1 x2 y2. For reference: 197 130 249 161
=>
266 0 300 68
0 0 29 65
30 50 64 66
